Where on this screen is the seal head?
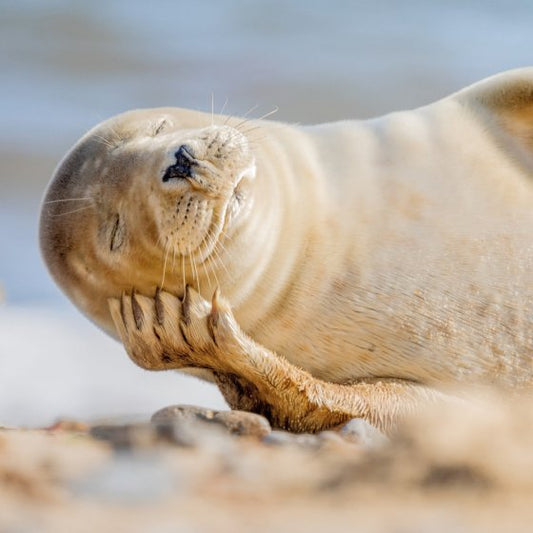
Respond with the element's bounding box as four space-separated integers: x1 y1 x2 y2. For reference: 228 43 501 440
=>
40 108 256 336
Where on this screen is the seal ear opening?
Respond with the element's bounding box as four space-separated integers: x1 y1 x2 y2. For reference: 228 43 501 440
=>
456 68 533 171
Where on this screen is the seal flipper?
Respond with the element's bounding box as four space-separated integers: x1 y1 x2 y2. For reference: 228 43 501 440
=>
109 289 452 434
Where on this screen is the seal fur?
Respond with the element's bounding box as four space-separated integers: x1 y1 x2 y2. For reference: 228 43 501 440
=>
40 68 533 432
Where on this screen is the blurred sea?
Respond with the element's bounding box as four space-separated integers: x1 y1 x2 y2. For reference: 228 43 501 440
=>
1 0 532 425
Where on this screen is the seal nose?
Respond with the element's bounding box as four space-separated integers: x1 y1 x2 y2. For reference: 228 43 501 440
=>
162 145 196 182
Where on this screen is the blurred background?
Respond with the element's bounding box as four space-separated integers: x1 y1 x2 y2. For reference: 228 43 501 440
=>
1 0 532 426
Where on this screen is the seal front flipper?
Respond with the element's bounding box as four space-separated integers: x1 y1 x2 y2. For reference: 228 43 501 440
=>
108 289 196 370
109 289 449 434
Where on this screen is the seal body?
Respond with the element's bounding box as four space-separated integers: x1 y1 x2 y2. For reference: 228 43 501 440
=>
40 69 533 431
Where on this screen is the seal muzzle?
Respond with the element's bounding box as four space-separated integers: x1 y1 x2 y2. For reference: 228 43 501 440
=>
162 144 196 182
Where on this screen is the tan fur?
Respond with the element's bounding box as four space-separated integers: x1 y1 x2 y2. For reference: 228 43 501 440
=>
40 69 533 433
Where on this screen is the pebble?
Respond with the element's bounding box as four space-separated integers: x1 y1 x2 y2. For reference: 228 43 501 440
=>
92 407 386 452
317 430 348 446
151 405 271 438
338 418 388 447
90 420 206 449
263 431 322 449
212 410 271 437
90 423 160 450
151 405 216 424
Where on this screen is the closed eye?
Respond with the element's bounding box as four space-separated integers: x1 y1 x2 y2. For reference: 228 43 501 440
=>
110 214 125 251
152 118 172 137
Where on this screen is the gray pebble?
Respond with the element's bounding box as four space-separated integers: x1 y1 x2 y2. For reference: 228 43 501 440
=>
338 418 388 447
90 418 211 449
262 430 295 446
151 404 216 424
153 420 201 448
213 410 271 437
90 423 159 450
151 405 271 438
318 430 347 445
263 430 322 449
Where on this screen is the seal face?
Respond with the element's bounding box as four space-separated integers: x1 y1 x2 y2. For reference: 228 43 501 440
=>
40 69 533 431
40 110 256 335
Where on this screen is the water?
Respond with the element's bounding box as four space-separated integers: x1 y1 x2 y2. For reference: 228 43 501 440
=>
1 0 532 425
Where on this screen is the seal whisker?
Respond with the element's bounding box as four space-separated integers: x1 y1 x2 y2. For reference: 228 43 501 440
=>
198 231 215 290
238 125 263 137
207 228 227 289
245 119 297 136
218 227 233 240
49 205 95 217
243 104 260 118
190 247 201 295
160 238 171 289
231 105 278 136
237 125 271 145
181 253 187 290
206 251 221 292
191 250 202 294
194 254 201 296
202 250 214 291
93 134 115 149
253 106 279 123
43 197 93 205
210 244 231 282
171 237 178 273
219 98 229 119
223 109 233 126
155 233 165 251
214 237 232 265
208 234 232 281
232 105 260 131
106 125 123 146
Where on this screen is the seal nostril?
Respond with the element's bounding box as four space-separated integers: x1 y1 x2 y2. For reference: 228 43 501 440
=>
162 144 196 182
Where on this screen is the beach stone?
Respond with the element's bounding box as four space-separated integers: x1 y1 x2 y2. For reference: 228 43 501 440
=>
151 405 216 424
90 420 203 449
263 430 322 449
151 405 271 438
90 423 160 450
262 430 294 446
152 420 202 448
212 411 271 437
317 430 348 446
338 418 388 447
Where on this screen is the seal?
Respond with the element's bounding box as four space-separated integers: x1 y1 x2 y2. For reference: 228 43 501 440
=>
40 68 533 433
